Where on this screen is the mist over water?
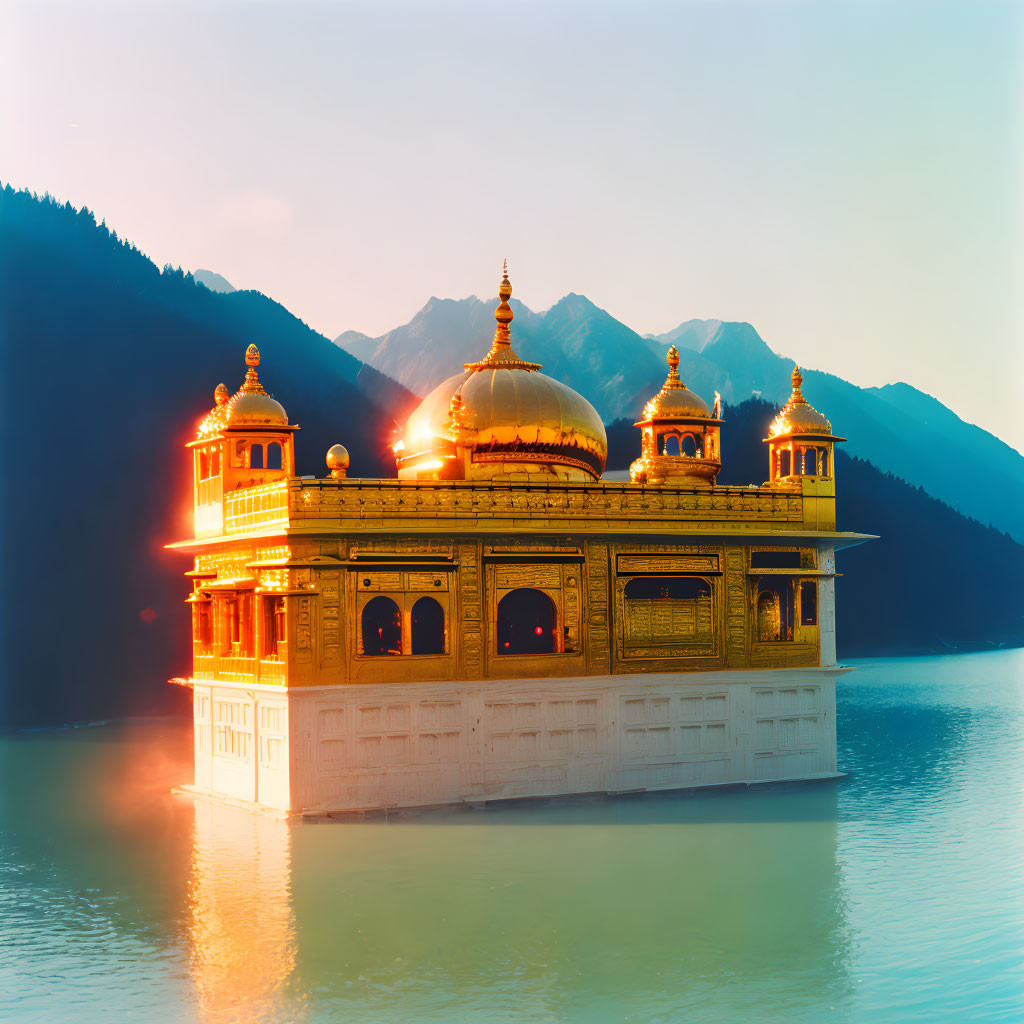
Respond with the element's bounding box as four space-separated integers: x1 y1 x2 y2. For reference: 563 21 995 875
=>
2 650 1022 1023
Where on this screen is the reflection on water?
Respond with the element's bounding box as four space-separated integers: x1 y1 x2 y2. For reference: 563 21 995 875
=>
2 650 1023 1023
188 802 300 1024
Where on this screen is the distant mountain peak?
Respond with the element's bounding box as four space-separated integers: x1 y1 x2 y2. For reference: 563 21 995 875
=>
192 268 235 293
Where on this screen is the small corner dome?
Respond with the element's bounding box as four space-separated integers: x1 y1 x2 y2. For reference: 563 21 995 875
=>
639 346 713 422
768 366 837 438
225 390 288 428
224 344 288 428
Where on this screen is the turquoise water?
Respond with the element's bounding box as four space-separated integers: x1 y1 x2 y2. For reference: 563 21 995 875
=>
2 650 1022 1023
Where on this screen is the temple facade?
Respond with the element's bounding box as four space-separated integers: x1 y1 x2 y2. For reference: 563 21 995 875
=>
169 269 870 814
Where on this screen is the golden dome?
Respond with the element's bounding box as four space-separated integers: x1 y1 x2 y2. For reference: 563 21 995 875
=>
195 346 288 439
768 366 837 438
396 267 607 481
637 347 714 422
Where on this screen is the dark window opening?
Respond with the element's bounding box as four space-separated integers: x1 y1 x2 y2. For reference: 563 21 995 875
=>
196 601 213 648
224 597 239 653
664 434 680 456
804 448 817 474
624 577 710 600
800 581 818 625
361 596 402 656
757 580 794 641
779 449 791 476
267 442 282 470
263 595 286 659
820 449 829 476
411 596 445 655
751 550 802 569
250 444 264 469
496 588 556 655
681 434 697 457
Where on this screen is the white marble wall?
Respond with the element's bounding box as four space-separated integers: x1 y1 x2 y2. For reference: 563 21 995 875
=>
190 668 844 813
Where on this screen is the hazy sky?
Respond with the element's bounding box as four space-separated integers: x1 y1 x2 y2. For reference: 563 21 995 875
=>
4 1 1022 449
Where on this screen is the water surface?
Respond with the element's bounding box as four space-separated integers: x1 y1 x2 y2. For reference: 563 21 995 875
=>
2 651 1022 1022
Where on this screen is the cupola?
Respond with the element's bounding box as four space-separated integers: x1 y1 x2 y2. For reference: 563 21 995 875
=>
190 344 298 538
629 346 722 485
764 365 844 484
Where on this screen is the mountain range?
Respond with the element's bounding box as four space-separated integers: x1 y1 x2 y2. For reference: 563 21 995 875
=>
1 186 1021 729
336 296 1024 543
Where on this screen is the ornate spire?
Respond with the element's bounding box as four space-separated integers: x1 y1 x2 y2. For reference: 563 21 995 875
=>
214 383 229 406
664 346 683 388
788 364 807 406
240 344 268 395
465 263 540 372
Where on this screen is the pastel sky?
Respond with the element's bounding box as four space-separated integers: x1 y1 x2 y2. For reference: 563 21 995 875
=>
3 0 1022 450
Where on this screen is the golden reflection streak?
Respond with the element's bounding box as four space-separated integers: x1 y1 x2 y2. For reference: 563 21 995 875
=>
187 800 304 1024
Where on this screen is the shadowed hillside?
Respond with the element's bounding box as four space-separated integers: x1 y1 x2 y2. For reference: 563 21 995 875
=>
0 188 417 729
607 399 1024 655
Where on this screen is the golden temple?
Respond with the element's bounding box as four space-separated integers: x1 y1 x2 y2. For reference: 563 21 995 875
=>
170 268 871 814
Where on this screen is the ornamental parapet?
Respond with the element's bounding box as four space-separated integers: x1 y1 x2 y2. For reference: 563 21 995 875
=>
285 477 811 535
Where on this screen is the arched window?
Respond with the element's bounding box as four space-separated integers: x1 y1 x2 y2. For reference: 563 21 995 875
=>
804 448 818 475
663 434 681 456
820 448 829 476
361 596 402 656
757 580 794 641
411 596 445 655
779 449 791 477
496 588 556 655
681 434 697 457
266 442 283 470
250 444 264 469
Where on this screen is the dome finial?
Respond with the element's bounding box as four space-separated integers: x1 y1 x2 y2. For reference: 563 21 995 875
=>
666 345 680 378
241 344 267 394
214 383 229 406
789 364 805 405
494 261 513 339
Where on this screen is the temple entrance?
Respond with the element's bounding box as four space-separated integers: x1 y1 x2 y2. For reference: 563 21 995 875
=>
496 588 556 655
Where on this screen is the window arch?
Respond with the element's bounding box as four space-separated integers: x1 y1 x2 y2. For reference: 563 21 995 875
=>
250 444 264 469
779 449 791 476
681 434 697 457
266 442 283 470
411 596 445 655
663 434 681 456
804 448 818 475
496 588 556 655
361 596 402 656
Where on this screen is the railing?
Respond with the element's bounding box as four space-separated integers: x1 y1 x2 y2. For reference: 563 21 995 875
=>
222 480 289 535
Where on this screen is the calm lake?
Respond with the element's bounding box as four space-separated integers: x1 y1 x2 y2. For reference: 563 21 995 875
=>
2 650 1022 1023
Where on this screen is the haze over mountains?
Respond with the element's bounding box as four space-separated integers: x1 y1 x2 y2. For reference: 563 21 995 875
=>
1 187 1021 728
336 296 1024 543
